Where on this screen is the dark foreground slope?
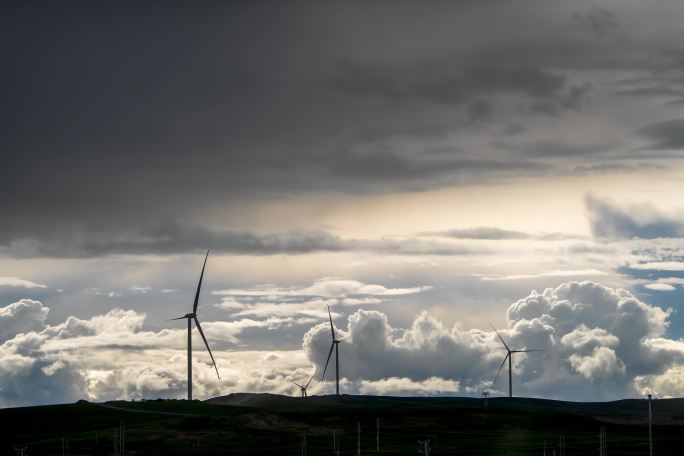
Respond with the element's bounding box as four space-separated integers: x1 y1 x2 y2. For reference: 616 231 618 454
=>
2 395 684 455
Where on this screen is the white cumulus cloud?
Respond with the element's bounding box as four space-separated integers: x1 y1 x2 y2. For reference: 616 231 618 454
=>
304 281 683 400
0 299 49 340
3 280 684 406
0 277 47 288
215 278 429 320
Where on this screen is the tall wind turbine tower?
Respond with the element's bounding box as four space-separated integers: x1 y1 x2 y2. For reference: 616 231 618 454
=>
321 306 342 395
489 322 543 398
171 251 220 400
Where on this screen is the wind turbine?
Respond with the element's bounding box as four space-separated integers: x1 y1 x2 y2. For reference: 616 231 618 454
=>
290 369 318 397
321 306 342 395
170 251 219 400
489 322 543 398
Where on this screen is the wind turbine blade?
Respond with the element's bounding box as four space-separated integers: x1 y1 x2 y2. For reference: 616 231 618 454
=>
321 343 335 380
290 380 304 389
305 369 318 389
192 250 209 315
327 305 336 340
487 321 510 351
193 317 220 380
168 316 188 321
493 353 510 386
515 349 545 353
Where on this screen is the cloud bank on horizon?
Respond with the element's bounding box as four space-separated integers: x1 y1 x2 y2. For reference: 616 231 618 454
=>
2 281 684 407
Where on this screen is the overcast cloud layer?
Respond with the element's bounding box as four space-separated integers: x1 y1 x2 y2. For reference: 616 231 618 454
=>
4 1 684 406
3 0 684 253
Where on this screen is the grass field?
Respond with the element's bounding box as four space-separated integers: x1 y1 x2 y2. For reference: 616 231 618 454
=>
2 395 683 455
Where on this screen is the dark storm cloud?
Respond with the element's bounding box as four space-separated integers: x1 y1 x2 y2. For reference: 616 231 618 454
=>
321 149 548 184
0 223 348 258
611 48 684 105
495 139 614 159
467 100 495 125
424 227 580 241
333 62 568 106
527 83 592 116
616 87 684 98
0 0 563 224
354 124 456 143
429 227 531 240
2 1 684 257
638 119 684 150
585 195 684 239
571 6 619 37
0 219 494 258
571 162 663 175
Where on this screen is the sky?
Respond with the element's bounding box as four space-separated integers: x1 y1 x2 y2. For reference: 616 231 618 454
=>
3 0 684 407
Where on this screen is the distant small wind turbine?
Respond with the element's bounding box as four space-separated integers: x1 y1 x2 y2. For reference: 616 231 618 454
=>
321 306 342 395
489 322 543 398
170 251 219 400
290 369 318 397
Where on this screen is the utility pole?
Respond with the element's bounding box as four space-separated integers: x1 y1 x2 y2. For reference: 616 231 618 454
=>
418 439 431 456
333 430 337 456
117 421 125 455
376 418 380 452
301 434 307 456
599 426 607 456
647 394 653 456
357 422 361 456
543 439 546 456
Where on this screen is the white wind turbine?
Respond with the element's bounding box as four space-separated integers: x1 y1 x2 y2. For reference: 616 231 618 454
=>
321 306 342 395
170 251 219 400
290 369 318 397
489 322 543 398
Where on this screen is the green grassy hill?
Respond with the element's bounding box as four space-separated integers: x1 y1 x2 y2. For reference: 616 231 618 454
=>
2 395 682 455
